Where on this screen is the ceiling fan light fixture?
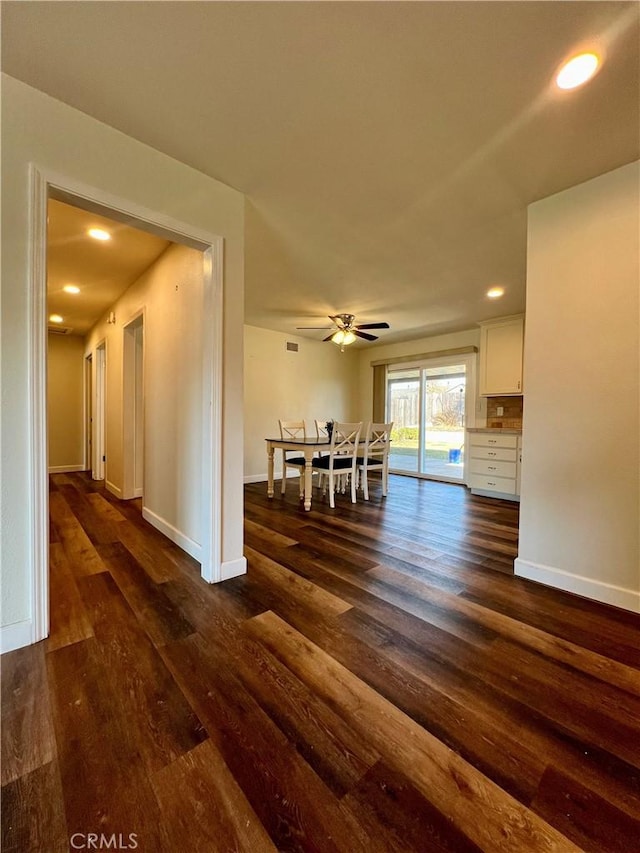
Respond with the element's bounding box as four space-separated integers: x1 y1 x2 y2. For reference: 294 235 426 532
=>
298 313 388 345
332 329 356 346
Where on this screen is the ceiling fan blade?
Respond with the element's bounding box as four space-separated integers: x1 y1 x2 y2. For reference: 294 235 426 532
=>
323 333 336 342
355 322 390 330
296 326 334 330
354 330 378 341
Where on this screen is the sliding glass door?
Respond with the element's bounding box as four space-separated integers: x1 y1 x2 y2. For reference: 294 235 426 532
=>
387 369 420 473
422 364 466 479
387 355 474 483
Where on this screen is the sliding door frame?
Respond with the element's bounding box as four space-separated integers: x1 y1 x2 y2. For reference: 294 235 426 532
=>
386 352 478 484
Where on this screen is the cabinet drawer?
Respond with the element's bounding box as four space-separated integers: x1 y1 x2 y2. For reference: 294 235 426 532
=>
468 473 517 494
471 459 517 478
471 446 517 462
468 433 518 449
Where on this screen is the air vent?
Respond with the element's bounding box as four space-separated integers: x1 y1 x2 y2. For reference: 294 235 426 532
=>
286 341 299 352
48 326 72 335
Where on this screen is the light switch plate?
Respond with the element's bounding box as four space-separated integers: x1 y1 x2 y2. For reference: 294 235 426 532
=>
497 406 504 416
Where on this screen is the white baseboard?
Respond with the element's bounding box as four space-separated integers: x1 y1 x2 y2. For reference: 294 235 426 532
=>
106 480 123 498
244 471 298 484
470 487 520 503
48 464 86 474
133 487 143 498
514 558 640 613
142 507 202 562
1 619 34 654
221 556 247 581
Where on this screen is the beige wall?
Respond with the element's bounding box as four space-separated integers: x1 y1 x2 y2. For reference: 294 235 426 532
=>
85 244 204 550
517 161 639 612
47 334 86 471
244 325 360 480
356 328 484 422
243 325 484 482
1 74 245 638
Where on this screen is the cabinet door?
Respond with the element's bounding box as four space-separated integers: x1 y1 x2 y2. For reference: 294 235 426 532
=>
479 318 524 395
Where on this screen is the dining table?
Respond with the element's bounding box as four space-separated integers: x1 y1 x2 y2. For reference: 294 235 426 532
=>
265 436 331 511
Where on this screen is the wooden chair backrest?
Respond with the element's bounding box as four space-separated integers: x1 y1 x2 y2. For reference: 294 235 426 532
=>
314 419 330 441
362 422 393 462
279 420 306 441
330 422 362 457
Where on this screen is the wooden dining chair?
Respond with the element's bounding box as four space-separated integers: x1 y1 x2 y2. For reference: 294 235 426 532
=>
313 419 331 491
311 422 362 508
314 419 331 444
357 421 393 500
278 419 307 498
315 418 350 494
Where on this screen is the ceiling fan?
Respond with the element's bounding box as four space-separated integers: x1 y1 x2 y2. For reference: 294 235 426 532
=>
297 313 390 349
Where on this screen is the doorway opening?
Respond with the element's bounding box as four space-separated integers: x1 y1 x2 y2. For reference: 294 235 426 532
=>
93 341 106 481
85 352 92 470
31 166 224 643
122 314 144 499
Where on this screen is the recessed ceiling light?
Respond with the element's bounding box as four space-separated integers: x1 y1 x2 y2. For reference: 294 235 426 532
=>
63 284 80 294
487 287 505 299
49 314 64 323
556 53 599 90
88 227 111 241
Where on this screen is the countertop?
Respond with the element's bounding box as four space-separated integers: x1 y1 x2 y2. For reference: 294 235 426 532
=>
466 427 522 434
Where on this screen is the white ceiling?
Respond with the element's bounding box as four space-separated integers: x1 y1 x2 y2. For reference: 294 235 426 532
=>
4 2 639 345
47 200 171 335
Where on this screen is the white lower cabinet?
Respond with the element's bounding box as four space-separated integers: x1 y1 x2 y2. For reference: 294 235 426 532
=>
467 431 521 501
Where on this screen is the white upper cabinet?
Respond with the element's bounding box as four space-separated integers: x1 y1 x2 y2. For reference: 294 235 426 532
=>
478 315 524 396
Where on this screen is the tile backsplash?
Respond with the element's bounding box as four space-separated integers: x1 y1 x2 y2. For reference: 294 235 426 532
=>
486 395 523 429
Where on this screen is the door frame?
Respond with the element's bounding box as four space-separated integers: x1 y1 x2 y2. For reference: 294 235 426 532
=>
84 339 106 480
29 164 224 643
122 310 145 500
84 352 92 471
94 340 106 481
386 352 477 484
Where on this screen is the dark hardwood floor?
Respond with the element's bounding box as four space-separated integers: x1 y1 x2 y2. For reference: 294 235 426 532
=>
2 472 639 852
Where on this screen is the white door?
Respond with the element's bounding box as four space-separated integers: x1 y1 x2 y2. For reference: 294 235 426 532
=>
85 353 92 470
134 320 144 497
94 343 106 480
122 314 144 499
